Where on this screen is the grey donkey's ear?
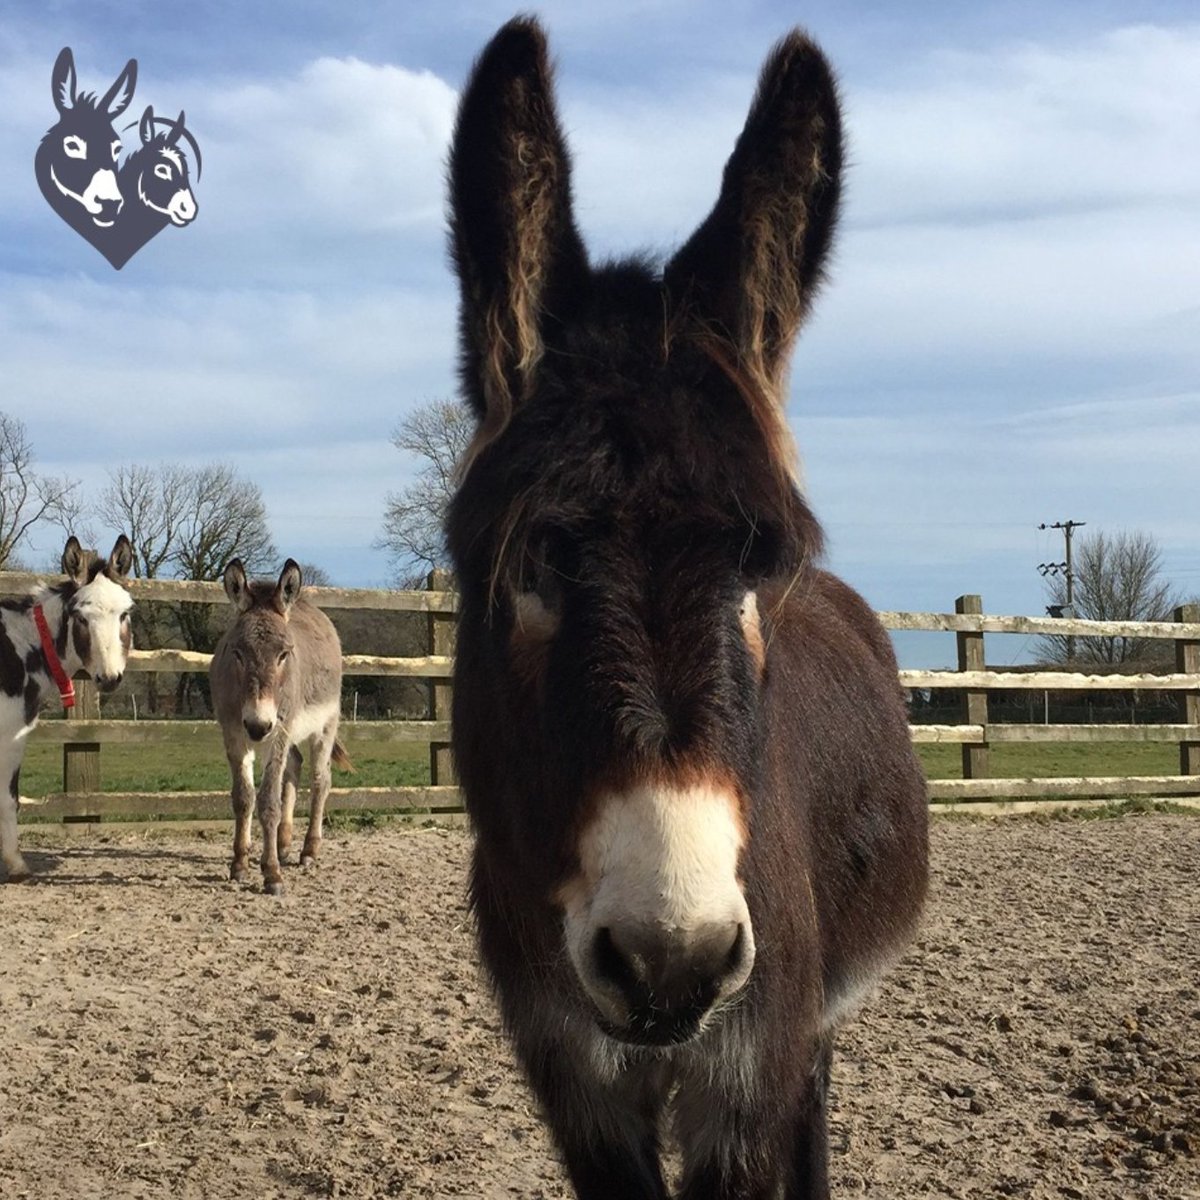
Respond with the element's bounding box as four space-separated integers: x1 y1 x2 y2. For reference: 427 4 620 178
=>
448 17 588 450
62 536 88 583
223 560 251 611
665 31 843 394
275 559 302 613
108 535 134 580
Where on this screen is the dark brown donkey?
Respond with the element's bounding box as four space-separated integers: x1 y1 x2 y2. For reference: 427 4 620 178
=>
210 560 348 895
445 18 928 1199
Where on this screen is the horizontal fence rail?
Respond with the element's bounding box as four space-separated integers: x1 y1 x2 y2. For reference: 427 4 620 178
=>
6 571 1199 819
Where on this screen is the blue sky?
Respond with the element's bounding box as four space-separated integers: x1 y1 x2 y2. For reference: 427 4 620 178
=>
2 1 1197 666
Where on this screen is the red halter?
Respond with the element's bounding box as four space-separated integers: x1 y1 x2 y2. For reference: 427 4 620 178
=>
33 604 75 710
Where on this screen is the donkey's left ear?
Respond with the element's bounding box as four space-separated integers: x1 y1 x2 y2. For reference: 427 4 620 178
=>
166 110 186 146
449 17 588 446
276 559 303 613
108 535 133 580
665 31 842 390
223 559 251 611
62 536 88 583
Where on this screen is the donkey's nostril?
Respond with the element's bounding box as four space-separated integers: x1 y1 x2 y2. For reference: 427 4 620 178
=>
244 718 274 741
591 920 750 1044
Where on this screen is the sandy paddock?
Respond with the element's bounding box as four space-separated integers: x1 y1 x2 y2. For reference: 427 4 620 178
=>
1 815 1196 1199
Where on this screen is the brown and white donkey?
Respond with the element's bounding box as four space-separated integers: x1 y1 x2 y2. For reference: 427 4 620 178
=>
445 19 928 1198
1 536 133 881
210 559 349 895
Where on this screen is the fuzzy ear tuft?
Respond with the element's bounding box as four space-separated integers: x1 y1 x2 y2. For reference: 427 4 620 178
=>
223 559 251 612
108 535 134 580
666 31 843 400
276 559 303 613
449 17 588 453
61 536 88 583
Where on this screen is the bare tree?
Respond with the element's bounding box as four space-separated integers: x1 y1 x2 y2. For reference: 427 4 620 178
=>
100 462 277 713
1040 529 1182 664
378 399 473 585
0 412 80 569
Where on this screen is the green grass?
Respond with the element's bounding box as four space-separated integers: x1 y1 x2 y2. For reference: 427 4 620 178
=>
15 730 1188 798
916 741 1178 780
17 737 429 797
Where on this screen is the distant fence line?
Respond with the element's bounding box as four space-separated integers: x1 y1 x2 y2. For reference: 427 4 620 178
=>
4 568 1198 819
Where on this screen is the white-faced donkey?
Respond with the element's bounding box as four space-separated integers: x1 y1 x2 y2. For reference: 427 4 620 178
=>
210 559 349 895
1 536 134 882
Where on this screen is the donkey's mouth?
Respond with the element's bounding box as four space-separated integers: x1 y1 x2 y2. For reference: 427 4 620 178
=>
597 1004 709 1048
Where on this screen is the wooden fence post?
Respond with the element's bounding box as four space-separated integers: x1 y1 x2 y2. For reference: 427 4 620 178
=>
63 677 100 794
427 569 456 786
1176 604 1200 776
955 594 989 779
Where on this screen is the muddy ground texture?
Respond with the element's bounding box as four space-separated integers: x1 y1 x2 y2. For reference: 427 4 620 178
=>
1 815 1196 1199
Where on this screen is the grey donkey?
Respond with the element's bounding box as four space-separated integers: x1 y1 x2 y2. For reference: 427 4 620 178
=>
210 559 350 894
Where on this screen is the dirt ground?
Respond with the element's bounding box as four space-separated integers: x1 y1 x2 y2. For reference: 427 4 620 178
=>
1 815 1196 1199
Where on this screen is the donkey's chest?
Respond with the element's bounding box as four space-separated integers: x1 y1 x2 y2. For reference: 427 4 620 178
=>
279 697 339 745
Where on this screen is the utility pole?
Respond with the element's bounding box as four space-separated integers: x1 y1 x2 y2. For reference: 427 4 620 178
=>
1038 520 1086 662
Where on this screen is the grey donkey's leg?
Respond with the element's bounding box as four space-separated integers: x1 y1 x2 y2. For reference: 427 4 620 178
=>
1 744 31 882
277 744 302 863
301 721 337 868
256 740 289 896
223 734 255 883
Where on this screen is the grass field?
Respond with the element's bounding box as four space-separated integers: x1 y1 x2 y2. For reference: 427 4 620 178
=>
18 735 429 798
14 727 1184 797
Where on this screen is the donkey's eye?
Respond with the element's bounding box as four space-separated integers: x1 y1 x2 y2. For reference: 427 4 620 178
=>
233 649 246 666
155 163 172 180
64 135 87 159
74 614 90 629
277 650 290 665
111 139 122 160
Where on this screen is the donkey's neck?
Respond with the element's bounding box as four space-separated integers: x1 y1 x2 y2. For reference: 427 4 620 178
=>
32 586 84 681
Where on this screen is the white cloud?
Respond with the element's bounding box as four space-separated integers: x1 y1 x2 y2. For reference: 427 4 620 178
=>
196 56 457 236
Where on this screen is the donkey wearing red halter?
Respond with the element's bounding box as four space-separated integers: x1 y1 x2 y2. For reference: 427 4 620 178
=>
1 536 133 881
446 19 928 1197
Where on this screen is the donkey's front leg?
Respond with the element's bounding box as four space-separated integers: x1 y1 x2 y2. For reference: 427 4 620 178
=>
516 1033 668 1200
256 741 289 896
300 724 335 868
223 734 255 883
277 744 302 864
0 745 31 882
787 1037 833 1200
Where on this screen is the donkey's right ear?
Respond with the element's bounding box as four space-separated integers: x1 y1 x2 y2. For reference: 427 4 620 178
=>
139 105 156 146
449 18 587 447
99 58 137 122
223 560 251 611
61 536 87 583
51 48 77 115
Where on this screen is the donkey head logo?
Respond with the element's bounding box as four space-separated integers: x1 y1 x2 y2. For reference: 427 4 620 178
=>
35 48 201 269
35 48 135 241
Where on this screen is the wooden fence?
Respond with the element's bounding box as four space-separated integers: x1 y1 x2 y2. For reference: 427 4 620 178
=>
6 570 1200 820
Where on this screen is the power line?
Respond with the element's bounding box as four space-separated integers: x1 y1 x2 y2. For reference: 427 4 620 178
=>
1038 519 1086 660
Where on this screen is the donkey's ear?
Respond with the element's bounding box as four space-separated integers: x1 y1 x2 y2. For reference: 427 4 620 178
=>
139 106 156 146
276 559 303 613
223 560 251 611
449 17 587 445
665 31 842 392
100 58 137 121
61 536 87 583
108 535 133 581
51 48 77 115
166 111 185 146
